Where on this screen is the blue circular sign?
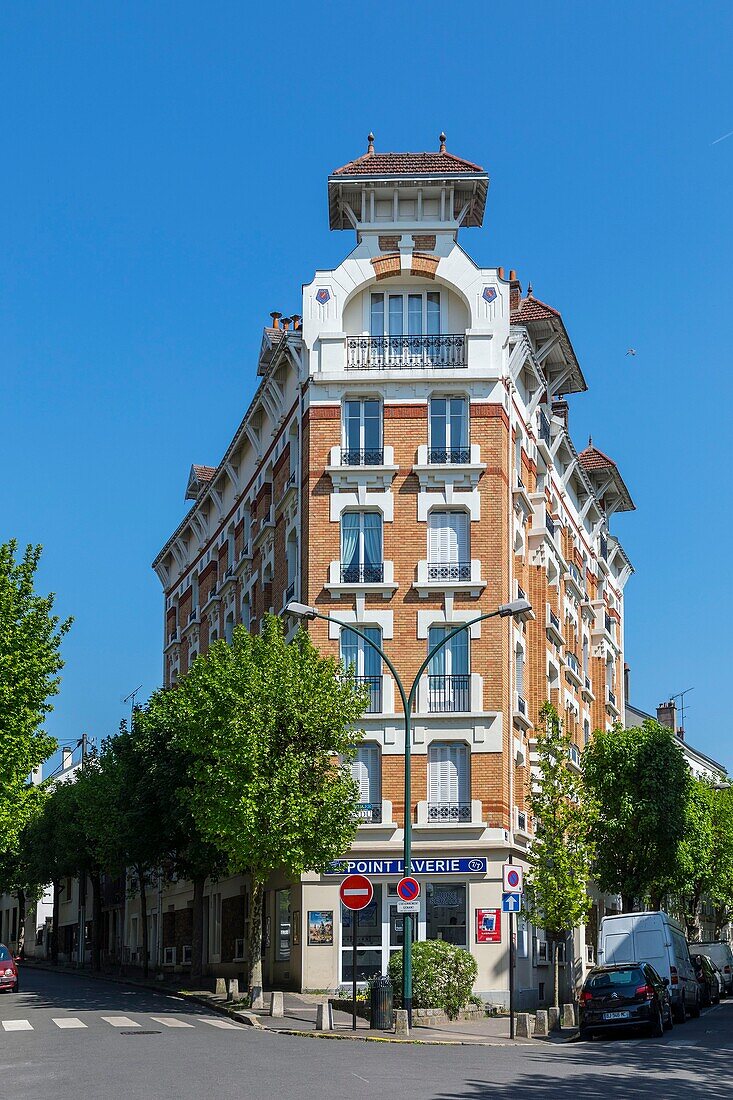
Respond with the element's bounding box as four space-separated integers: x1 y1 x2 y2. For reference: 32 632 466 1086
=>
397 876 420 901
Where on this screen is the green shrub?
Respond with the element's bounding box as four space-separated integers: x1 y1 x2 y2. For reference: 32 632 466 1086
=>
388 940 478 1019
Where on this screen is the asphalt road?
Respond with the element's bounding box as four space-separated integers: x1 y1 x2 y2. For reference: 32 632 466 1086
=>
1 966 731 1099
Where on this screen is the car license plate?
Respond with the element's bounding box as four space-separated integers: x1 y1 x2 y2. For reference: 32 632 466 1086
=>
603 1011 630 1020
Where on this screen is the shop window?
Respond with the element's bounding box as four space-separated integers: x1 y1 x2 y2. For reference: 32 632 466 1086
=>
426 883 466 946
275 889 291 962
341 884 383 982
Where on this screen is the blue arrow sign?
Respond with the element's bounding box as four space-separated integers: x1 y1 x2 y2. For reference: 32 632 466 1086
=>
502 892 522 913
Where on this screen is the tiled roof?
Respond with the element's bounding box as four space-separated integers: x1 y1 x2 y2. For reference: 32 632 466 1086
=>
331 151 485 177
511 295 562 325
578 446 617 472
191 465 216 483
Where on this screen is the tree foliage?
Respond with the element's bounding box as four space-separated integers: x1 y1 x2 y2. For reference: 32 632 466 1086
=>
582 719 692 910
524 702 596 1006
164 616 366 1002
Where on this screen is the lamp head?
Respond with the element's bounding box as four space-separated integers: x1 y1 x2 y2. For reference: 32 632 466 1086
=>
285 601 318 620
498 599 533 620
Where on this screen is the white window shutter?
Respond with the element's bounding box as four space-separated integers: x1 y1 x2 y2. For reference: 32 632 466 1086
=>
352 745 380 803
429 743 468 803
428 512 468 563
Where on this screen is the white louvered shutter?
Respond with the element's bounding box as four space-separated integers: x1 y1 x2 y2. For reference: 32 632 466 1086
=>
351 745 380 803
428 512 468 564
429 743 469 803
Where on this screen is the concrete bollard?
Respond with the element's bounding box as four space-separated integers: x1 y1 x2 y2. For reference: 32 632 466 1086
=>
534 1009 549 1037
562 1003 576 1029
315 1001 333 1031
515 1012 532 1038
215 977 227 996
227 978 239 1002
394 1009 409 1037
250 986 265 1010
548 1006 560 1031
269 991 284 1018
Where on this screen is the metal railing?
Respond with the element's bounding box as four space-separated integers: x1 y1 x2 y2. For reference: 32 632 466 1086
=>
428 447 471 464
567 561 583 587
353 675 382 714
340 562 384 584
517 585 526 601
584 674 592 691
427 802 472 823
346 334 467 370
428 673 470 712
357 802 383 824
516 694 527 716
566 652 580 675
546 514 556 537
341 447 384 466
285 580 295 603
600 534 608 560
605 613 614 636
548 607 561 633
606 687 616 707
427 561 471 582
539 409 551 445
188 609 199 623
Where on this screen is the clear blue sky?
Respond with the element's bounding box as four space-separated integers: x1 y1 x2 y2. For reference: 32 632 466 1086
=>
2 3 731 773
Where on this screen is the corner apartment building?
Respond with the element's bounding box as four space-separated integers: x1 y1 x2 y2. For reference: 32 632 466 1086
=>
150 136 634 1006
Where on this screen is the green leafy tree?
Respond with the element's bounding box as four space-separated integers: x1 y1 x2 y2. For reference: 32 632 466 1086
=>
0 541 71 858
671 779 715 940
709 784 733 936
0 785 49 956
583 719 691 911
164 616 365 1004
524 702 596 1008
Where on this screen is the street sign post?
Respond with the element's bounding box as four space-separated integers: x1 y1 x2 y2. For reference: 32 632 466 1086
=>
502 892 522 912
503 864 523 893
340 875 374 1031
396 877 420 902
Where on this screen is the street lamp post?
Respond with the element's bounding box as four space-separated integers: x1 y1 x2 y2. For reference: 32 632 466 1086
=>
286 597 532 1030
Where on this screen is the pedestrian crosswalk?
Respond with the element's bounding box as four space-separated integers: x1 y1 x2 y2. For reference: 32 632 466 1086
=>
0 1013 246 1034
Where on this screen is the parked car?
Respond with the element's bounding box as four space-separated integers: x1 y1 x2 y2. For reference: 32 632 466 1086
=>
691 953 720 1007
598 911 700 1023
0 944 18 993
695 941 733 996
707 959 726 1001
579 962 673 1040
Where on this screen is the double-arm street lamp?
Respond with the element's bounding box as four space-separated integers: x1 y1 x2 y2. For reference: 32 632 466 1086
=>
287 597 533 1028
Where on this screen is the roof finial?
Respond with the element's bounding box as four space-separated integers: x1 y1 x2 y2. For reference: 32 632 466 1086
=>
439 131 447 152
367 132 375 155
588 435 593 447
527 281 533 296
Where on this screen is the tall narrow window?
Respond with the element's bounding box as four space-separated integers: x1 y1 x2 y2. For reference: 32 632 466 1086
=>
427 511 469 581
408 294 422 336
350 744 382 820
341 626 382 713
428 742 470 820
429 397 469 463
191 575 199 617
370 293 384 337
428 626 469 712
426 292 441 335
343 399 382 465
516 644 525 699
341 512 383 583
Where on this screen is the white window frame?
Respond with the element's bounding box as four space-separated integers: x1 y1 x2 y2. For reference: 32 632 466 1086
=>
428 741 470 805
369 289 442 335
427 510 469 567
429 395 469 455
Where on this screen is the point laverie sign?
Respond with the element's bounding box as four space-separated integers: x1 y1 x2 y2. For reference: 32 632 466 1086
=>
326 857 488 876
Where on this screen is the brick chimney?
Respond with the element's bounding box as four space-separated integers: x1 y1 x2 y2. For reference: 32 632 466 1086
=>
291 314 302 331
269 311 282 330
552 398 569 430
656 700 677 731
509 270 521 313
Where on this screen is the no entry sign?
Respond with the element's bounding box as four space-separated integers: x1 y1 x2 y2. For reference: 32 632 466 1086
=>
339 874 374 911
396 876 421 902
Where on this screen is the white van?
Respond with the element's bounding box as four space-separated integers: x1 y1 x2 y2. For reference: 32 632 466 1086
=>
696 941 733 996
599 912 700 1022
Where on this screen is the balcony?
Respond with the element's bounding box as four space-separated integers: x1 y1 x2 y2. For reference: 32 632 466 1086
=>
512 471 533 516
546 604 564 647
275 470 298 512
564 651 582 689
414 558 485 598
513 691 533 731
183 608 200 633
252 508 275 547
203 585 220 611
538 409 552 454
346 333 467 370
582 673 595 703
416 798 484 828
326 559 397 599
164 629 179 653
327 445 397 490
413 443 484 489
564 561 585 600
357 801 383 824
353 675 382 714
605 686 620 718
233 541 252 578
427 674 471 713
568 743 582 770
356 799 396 832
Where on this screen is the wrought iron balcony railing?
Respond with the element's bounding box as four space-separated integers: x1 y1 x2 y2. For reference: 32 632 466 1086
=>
341 447 385 466
427 802 472 823
428 673 470 713
428 447 471 464
546 514 556 537
600 534 608 560
346 334 467 370
285 580 295 604
427 561 471 582
353 675 382 714
566 652 580 675
357 801 383 824
340 563 384 584
539 409 551 445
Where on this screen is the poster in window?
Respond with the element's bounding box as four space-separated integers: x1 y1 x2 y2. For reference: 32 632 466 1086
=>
308 910 334 946
476 908 501 944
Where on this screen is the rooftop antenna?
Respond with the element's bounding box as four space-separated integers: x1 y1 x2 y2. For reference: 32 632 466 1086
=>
122 684 143 727
669 686 694 735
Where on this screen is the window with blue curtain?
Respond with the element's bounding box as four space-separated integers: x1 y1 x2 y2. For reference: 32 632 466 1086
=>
430 397 468 462
341 512 383 582
428 626 469 676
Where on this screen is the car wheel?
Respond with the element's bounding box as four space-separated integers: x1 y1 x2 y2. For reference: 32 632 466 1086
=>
650 1005 664 1038
664 1003 673 1031
689 994 701 1019
672 1000 686 1024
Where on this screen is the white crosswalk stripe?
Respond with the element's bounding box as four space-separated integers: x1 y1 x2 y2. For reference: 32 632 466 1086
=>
150 1016 195 1028
2 1019 33 1031
100 1016 140 1028
52 1017 87 1029
202 1018 244 1029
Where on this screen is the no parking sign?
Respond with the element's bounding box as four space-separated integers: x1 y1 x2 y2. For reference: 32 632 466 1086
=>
502 864 523 892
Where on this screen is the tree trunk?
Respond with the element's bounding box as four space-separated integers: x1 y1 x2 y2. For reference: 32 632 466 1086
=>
190 874 206 985
622 894 635 913
649 891 663 912
553 940 560 1010
90 871 102 972
715 905 727 939
247 876 265 1008
16 890 26 959
137 865 150 978
50 880 60 964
